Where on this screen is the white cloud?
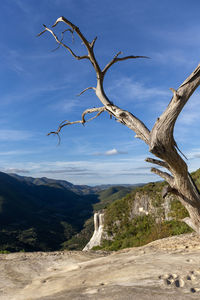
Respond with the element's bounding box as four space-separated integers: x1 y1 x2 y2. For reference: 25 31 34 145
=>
0 156 159 185
93 148 128 156
105 148 127 156
106 148 119 156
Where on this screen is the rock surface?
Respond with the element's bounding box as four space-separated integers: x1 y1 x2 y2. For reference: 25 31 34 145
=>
1 233 200 299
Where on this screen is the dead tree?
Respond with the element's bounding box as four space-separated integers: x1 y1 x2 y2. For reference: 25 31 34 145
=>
38 17 200 233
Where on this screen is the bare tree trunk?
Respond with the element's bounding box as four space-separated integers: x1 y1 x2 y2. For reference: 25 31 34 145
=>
148 64 200 232
38 17 200 233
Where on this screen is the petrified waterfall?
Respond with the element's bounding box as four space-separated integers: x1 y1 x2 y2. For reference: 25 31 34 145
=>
83 212 104 251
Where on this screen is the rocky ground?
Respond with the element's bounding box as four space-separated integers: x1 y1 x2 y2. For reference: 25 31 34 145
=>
1 233 200 299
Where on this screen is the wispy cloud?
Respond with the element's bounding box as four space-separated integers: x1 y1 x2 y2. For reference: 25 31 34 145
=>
120 172 153 176
49 98 81 113
93 148 128 156
0 157 158 185
1 78 73 107
15 0 32 14
108 77 170 103
4 168 30 174
0 150 34 156
177 93 200 125
153 25 200 49
152 50 197 68
186 148 200 160
1 49 27 74
39 167 94 175
0 130 32 141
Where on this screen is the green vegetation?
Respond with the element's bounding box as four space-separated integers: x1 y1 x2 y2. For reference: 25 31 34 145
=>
0 172 136 252
169 199 189 220
1 169 200 253
95 217 192 251
94 186 134 211
63 186 136 250
0 250 10 254
96 173 198 251
0 172 97 252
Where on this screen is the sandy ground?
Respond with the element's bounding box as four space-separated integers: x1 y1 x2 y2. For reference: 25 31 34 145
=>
1 233 200 299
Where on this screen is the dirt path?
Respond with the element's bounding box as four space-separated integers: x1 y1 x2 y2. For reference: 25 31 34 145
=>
1 233 200 299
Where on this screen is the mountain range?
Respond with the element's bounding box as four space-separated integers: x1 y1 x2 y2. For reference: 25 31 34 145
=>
0 171 138 252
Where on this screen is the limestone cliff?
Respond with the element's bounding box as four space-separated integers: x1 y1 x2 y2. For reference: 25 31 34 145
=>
83 184 175 250
86 181 192 251
129 191 173 221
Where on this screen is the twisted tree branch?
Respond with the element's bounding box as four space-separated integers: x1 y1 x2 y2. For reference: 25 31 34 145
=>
38 17 150 144
47 106 106 137
38 25 89 60
51 17 101 75
77 87 96 96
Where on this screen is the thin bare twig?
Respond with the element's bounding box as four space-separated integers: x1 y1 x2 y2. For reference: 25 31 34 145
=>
47 107 105 137
62 28 75 42
37 27 47 36
51 28 75 52
77 87 96 96
51 17 102 75
38 25 89 60
90 37 97 48
102 52 150 75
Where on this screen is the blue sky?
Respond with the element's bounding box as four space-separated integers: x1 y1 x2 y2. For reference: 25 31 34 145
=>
1 0 200 185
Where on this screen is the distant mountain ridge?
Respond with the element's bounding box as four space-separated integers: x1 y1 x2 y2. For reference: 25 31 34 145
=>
9 173 142 195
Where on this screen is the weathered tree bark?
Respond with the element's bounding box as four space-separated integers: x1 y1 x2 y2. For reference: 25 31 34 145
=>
38 17 200 233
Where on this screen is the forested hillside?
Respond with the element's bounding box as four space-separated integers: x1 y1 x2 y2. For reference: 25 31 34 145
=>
0 172 135 252
95 170 200 251
2 170 200 253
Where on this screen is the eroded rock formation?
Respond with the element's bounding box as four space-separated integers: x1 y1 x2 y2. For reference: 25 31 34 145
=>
83 211 105 251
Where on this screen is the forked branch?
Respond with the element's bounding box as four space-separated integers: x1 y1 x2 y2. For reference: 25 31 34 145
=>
38 17 150 145
51 16 102 75
102 51 150 76
47 106 105 137
38 25 89 60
